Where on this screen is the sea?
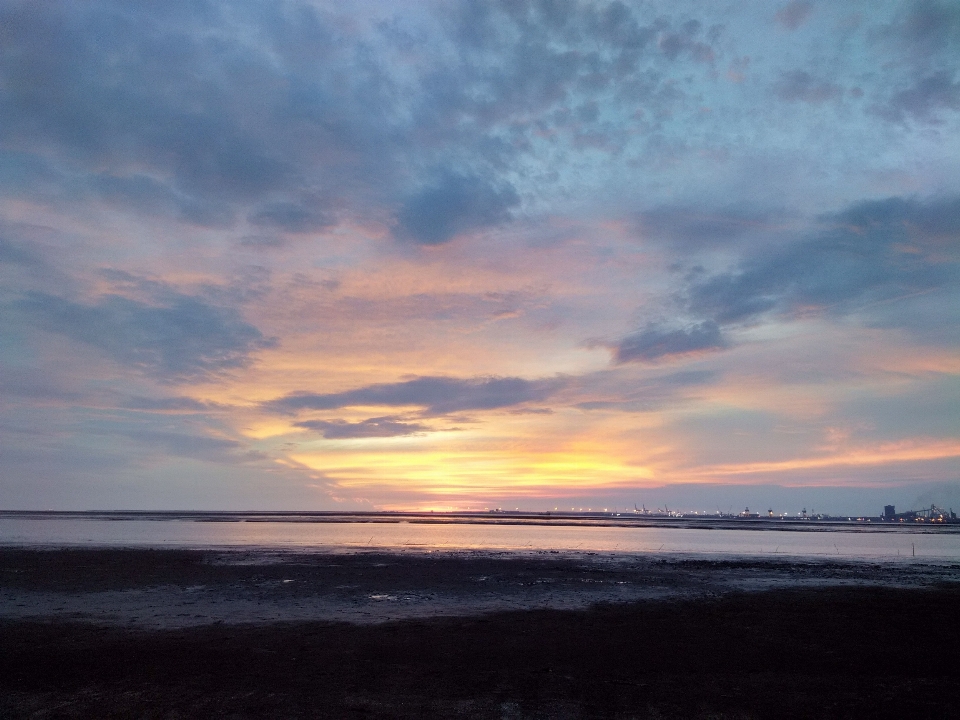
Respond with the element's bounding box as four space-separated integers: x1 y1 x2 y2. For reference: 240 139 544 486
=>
2 511 960 562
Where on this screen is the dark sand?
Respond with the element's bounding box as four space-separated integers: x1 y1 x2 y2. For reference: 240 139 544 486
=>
2 548 959 718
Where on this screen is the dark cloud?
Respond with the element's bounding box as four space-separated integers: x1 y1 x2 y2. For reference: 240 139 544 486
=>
635 205 774 247
0 2 295 199
686 273 780 325
118 428 245 462
657 33 684 61
877 71 960 122
774 70 843 104
774 1 814 31
0 364 81 402
894 0 960 54
295 416 429 439
0 236 43 266
92 173 234 228
614 321 724 364
830 195 960 236
17 291 275 381
122 396 226 412
589 2 658 50
0 1 357 227
247 202 335 233
267 375 566 416
686 196 959 325
0 150 62 200
237 235 291 250
0 224 81 296
87 407 266 464
656 26 714 65
0 439 136 492
0 0 725 244
614 196 959 365
872 2 960 123
395 173 520 245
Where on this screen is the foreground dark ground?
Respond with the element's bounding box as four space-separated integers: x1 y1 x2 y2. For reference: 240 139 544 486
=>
3 583 960 719
4 547 959 627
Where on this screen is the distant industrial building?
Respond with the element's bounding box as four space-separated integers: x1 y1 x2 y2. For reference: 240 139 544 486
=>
881 504 956 523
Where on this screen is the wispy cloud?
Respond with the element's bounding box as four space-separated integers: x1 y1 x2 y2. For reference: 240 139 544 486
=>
295 416 430 439
17 291 275 381
685 196 959 326
614 322 725 364
267 376 567 416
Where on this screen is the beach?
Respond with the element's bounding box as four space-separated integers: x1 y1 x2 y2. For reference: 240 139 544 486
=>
1 546 959 627
2 547 959 718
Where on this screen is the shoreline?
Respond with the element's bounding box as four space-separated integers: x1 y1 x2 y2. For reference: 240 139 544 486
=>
5 514 960 564
3 584 959 718
3 547 959 628
4 508 959 531
3 548 959 717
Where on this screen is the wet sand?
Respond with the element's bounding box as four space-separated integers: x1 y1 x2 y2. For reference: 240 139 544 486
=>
2 548 959 718
2 547 958 627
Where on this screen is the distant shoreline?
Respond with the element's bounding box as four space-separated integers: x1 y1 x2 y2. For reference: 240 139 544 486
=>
2 509 959 532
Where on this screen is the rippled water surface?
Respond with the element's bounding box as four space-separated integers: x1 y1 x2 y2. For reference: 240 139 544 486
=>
3 513 960 561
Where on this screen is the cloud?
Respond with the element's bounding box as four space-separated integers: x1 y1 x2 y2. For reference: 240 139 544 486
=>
774 70 842 104
0 225 82 305
118 428 247 462
394 173 520 245
0 150 63 200
0 2 356 228
609 195 960 369
0 363 82 402
122 396 226 412
685 196 959 325
295 416 430 439
876 71 960 122
91 173 234 228
614 321 724 364
654 21 716 64
247 202 335 233
774 1 814 31
17 291 275 381
237 235 290 250
0 235 44 266
575 369 716 410
830 195 960 236
871 2 960 123
0 2 295 199
635 205 774 247
266 375 566 416
0 0 731 246
892 0 960 55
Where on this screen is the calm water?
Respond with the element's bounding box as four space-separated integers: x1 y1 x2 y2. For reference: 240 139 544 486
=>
2 513 960 561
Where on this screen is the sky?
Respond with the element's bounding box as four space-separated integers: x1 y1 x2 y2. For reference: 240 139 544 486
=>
1 0 959 514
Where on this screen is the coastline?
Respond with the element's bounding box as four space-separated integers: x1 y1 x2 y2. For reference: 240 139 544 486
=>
5 512 959 564
2 547 959 628
3 549 959 717
5 508 959 531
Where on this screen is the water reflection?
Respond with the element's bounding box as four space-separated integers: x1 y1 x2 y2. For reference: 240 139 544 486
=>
2 513 959 561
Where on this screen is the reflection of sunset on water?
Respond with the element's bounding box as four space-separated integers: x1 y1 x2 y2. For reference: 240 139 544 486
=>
4 514 960 561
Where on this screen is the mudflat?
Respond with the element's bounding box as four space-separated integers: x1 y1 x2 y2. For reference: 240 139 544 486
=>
2 548 959 718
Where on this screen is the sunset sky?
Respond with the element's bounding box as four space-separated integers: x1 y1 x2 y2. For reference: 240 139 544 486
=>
2 0 958 513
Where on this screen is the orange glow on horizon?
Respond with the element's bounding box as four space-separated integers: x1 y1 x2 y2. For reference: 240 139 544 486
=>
688 439 960 477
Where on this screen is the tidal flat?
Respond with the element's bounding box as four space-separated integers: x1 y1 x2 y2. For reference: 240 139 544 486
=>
2 548 959 718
